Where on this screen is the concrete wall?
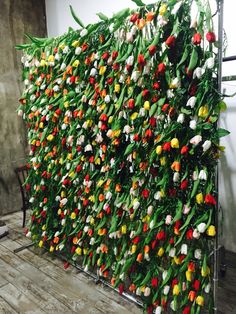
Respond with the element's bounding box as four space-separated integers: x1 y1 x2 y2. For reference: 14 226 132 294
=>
0 0 46 216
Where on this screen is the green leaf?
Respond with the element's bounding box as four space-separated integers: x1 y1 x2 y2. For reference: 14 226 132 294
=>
217 128 230 138
96 12 109 21
188 47 198 71
131 0 145 6
218 100 227 112
69 5 84 28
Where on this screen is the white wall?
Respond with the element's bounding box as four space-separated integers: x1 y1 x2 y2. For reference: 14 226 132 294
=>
45 0 236 252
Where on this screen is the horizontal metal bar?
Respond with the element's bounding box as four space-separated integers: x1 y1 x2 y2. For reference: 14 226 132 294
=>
223 55 236 62
13 242 34 253
222 75 236 82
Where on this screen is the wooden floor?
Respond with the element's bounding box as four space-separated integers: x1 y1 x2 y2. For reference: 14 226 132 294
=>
0 212 235 314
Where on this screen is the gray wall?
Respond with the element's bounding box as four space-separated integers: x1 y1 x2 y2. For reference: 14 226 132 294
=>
0 0 46 216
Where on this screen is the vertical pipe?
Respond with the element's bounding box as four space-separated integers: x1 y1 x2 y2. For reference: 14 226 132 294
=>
214 0 224 312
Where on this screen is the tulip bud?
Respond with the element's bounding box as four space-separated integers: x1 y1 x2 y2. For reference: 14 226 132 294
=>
202 140 211 152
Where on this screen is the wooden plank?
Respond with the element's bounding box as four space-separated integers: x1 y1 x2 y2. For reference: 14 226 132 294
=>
0 296 18 314
0 283 44 314
0 248 74 313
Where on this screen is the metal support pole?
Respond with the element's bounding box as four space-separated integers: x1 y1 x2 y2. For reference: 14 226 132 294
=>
214 0 224 313
13 242 34 254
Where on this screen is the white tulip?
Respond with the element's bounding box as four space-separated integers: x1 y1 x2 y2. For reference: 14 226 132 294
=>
202 140 211 152
90 68 97 77
167 89 174 98
133 200 140 210
106 191 112 200
165 215 172 225
147 205 153 216
84 144 92 152
199 170 207 180
162 270 168 281
169 248 176 257
193 67 205 79
197 222 207 233
131 71 140 82
62 46 69 54
136 287 141 296
154 191 162 200
60 63 67 71
204 283 211 293
163 285 170 295
131 25 137 35
181 244 188 255
177 113 185 123
26 231 31 238
18 109 23 117
75 47 82 55
190 135 202 145
119 74 125 83
205 57 215 69
150 220 155 229
170 300 176 311
144 287 151 296
80 29 88 37
126 55 134 66
60 198 68 206
193 229 200 239
126 32 133 43
189 120 197 130
104 95 110 103
192 170 198 181
173 172 180 182
155 306 162 314
186 96 197 108
183 204 191 214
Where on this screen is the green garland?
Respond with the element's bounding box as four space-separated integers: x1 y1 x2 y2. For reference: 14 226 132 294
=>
17 1 229 313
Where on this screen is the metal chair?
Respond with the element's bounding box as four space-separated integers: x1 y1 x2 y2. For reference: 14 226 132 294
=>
14 165 30 227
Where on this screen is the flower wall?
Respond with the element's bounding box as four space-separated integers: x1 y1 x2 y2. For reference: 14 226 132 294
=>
18 0 228 313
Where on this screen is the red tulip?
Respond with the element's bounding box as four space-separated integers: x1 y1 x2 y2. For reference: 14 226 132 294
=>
148 45 157 56
138 54 146 66
182 306 191 314
193 279 201 291
181 146 189 154
142 89 150 99
149 117 156 127
112 51 118 59
193 33 202 45
206 32 216 43
102 51 109 60
180 179 188 190
165 35 176 47
142 189 150 198
157 63 166 75
163 142 171 151
153 82 160 90
205 194 216 205
130 13 139 23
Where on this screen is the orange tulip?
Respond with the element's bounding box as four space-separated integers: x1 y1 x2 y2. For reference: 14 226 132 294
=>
136 253 143 262
144 245 150 253
146 11 155 22
99 194 105 202
115 184 121 192
171 161 181 172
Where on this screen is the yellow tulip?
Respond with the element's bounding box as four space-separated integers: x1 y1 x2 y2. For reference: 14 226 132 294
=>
186 270 192 281
156 145 162 155
157 247 164 257
131 245 137 254
196 296 204 306
201 266 210 277
72 60 80 67
114 84 120 93
61 191 66 197
48 55 55 62
64 101 69 108
47 134 54 141
72 40 79 47
144 101 150 110
121 225 127 234
160 157 166 166
90 217 95 225
173 284 180 295
39 122 44 129
99 66 106 75
196 193 204 204
49 246 55 252
95 158 101 165
57 208 62 215
108 116 113 123
71 212 76 220
38 240 43 248
42 225 46 231
159 3 167 15
131 112 138 120
198 105 209 118
171 138 179 148
75 247 82 255
40 59 47 67
207 225 216 236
